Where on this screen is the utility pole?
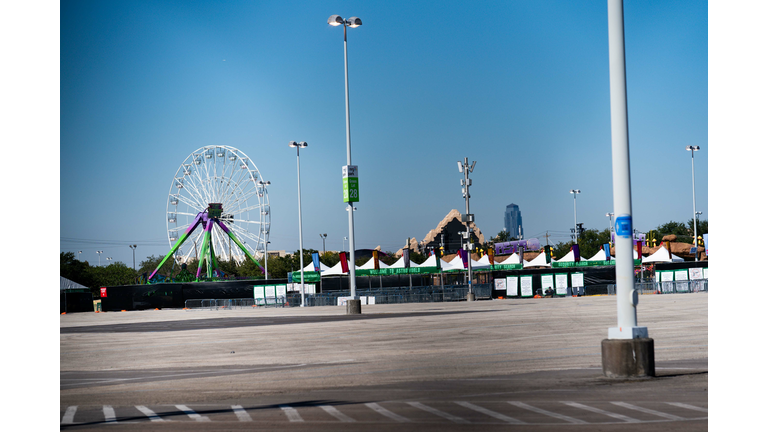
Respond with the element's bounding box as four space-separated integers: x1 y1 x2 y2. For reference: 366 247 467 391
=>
458 157 476 301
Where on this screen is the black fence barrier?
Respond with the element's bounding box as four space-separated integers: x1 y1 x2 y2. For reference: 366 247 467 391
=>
60 292 94 313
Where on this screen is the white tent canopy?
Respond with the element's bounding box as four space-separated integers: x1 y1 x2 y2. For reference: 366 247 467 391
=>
358 257 391 269
389 256 421 269
642 246 684 263
523 252 551 268
473 255 493 269
555 250 575 263
417 255 445 268
587 249 612 261
302 260 332 273
498 253 523 265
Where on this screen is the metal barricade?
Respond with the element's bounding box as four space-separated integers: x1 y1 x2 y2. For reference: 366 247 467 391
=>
606 280 708 296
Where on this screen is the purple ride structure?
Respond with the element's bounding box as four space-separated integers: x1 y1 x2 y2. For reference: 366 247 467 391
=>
149 146 270 282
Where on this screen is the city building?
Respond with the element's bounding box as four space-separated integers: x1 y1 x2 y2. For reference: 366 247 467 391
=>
504 203 524 239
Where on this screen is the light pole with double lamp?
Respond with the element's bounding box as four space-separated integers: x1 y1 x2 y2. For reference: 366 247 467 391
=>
570 189 581 245
290 141 308 307
686 145 700 261
328 14 362 302
320 233 327 253
129 244 137 271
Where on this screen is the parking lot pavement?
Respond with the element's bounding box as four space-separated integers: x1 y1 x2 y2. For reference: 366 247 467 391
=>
61 294 708 430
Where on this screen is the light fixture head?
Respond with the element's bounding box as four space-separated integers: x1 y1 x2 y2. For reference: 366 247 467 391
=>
328 15 344 26
686 145 700 151
289 141 297 147
570 189 581 194
346 16 362 27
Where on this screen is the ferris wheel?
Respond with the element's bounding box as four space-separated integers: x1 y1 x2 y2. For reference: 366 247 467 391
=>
165 145 270 264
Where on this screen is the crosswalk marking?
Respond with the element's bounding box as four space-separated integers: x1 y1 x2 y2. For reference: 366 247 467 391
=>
611 402 685 420
232 405 252 422
136 405 165 422
103 405 118 424
507 401 587 424
455 401 525 424
280 405 304 422
407 401 469 423
562 401 640 422
61 406 77 424
320 405 356 422
365 403 412 422
175 404 211 422
665 402 708 413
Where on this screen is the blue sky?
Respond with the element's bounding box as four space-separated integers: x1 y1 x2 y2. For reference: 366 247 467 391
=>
59 0 708 266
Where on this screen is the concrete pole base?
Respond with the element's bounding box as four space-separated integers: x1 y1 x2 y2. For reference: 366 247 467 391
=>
601 338 655 378
346 299 361 315
467 293 475 301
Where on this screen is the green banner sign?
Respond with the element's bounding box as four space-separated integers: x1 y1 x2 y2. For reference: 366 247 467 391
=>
551 259 641 268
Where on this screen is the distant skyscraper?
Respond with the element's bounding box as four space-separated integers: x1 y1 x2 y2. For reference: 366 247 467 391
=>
504 203 523 239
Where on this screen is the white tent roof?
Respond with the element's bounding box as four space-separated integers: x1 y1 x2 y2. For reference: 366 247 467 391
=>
555 250 575 262
642 246 684 263
523 252 551 268
498 253 523 265
358 257 391 269
473 255 493 269
587 249 612 261
389 256 421 269
302 260 333 273
321 261 348 275
417 255 445 268
444 255 472 271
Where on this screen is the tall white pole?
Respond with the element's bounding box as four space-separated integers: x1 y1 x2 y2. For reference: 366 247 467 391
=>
343 24 357 299
607 0 646 339
573 193 578 244
690 149 698 262
296 147 306 307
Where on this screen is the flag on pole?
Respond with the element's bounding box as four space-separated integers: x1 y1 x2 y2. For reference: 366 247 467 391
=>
340 252 349 273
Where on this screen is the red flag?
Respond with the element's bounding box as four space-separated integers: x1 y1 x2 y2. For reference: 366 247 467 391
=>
340 252 349 273
636 240 643 261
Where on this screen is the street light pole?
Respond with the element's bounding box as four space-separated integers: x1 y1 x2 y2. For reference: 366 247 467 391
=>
329 14 362 301
686 145 700 262
320 233 327 253
97 250 103 266
570 190 581 245
265 241 270 280
129 244 137 271
606 0 648 345
290 141 308 307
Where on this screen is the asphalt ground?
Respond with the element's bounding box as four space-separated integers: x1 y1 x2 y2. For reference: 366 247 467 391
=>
60 293 708 431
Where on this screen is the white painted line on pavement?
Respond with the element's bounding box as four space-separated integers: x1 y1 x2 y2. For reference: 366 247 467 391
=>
175 404 211 422
61 406 77 424
232 405 252 421
365 403 412 422
665 402 708 413
103 405 118 424
407 401 469 423
136 405 165 422
562 401 640 422
507 401 587 424
455 401 525 424
320 405 356 422
280 405 304 422
611 402 685 420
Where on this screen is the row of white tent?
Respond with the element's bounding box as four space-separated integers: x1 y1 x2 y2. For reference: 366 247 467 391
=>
302 246 683 276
